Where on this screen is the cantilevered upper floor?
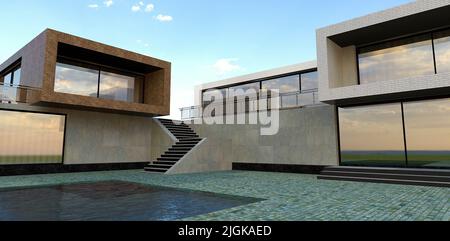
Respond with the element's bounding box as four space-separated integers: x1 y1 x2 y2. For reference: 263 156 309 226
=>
0 29 171 116
317 0 450 106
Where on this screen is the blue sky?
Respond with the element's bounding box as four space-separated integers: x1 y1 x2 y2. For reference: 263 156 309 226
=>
0 0 412 118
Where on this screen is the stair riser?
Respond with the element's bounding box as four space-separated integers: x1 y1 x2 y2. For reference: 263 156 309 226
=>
321 171 450 183
318 176 450 188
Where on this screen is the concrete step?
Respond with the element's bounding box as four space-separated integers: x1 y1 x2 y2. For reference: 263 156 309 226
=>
321 170 450 183
154 160 178 165
144 167 169 173
325 166 450 177
318 175 450 188
157 157 182 161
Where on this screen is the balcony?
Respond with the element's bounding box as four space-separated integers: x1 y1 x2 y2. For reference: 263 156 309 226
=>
0 83 40 104
180 90 321 120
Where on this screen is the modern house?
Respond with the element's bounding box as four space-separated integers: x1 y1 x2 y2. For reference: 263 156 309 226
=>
1 1 449 186
178 1 450 186
0 29 172 174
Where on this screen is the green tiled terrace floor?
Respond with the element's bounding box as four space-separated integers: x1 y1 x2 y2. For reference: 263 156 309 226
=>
0 170 448 221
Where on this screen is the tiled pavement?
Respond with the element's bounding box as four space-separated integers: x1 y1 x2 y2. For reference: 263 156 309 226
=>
0 170 448 221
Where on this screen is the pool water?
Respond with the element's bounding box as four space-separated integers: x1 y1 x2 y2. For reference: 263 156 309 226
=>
0 181 262 221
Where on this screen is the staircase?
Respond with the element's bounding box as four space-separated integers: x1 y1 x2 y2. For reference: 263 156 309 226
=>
318 166 450 188
145 119 203 173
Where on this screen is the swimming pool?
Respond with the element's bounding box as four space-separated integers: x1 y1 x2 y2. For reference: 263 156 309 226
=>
0 180 262 221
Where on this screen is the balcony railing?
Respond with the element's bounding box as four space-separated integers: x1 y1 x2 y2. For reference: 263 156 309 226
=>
0 83 40 104
180 90 321 120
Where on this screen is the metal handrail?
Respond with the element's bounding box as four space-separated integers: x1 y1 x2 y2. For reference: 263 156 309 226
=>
180 90 320 120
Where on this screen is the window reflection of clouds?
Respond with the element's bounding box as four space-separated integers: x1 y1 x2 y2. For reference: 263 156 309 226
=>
434 30 450 74
359 39 435 84
339 103 405 151
99 71 135 102
262 75 300 93
0 111 65 157
54 63 99 97
301 71 318 91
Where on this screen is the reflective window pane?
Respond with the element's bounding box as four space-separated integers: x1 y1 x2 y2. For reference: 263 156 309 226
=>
0 110 65 165
3 73 12 85
298 92 315 106
12 68 21 86
301 71 318 91
54 63 99 97
99 71 135 102
339 103 406 167
262 75 299 94
404 98 450 168
358 35 435 84
434 30 450 74
229 82 259 97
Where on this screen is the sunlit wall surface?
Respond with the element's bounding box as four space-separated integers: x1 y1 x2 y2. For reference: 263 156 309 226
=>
358 35 435 84
434 29 450 74
0 110 65 165
339 103 406 167
404 98 450 168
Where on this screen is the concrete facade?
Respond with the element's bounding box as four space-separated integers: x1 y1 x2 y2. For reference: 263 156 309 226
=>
178 106 338 173
0 104 173 165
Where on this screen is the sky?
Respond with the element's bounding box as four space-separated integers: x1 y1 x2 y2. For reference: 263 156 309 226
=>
0 0 413 119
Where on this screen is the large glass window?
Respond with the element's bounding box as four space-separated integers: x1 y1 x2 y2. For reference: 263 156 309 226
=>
54 63 99 97
403 98 450 168
0 110 65 165
99 71 135 102
339 103 406 167
358 35 435 84
301 71 318 91
433 30 450 74
261 75 299 94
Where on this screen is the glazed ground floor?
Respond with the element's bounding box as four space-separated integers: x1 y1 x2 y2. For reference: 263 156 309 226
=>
0 170 448 221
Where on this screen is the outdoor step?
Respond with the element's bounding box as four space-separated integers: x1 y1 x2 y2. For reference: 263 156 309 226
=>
144 167 168 173
317 175 450 188
157 157 182 161
172 144 196 148
148 163 173 169
176 136 199 139
153 161 178 165
178 137 202 141
324 166 450 177
321 170 450 183
169 147 192 151
165 150 189 154
162 153 186 158
176 141 200 145
170 130 196 134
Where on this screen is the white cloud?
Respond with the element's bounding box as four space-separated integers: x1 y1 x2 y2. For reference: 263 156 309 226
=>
145 4 154 12
88 4 99 8
213 58 241 75
155 14 173 22
104 0 113 7
131 4 141 12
